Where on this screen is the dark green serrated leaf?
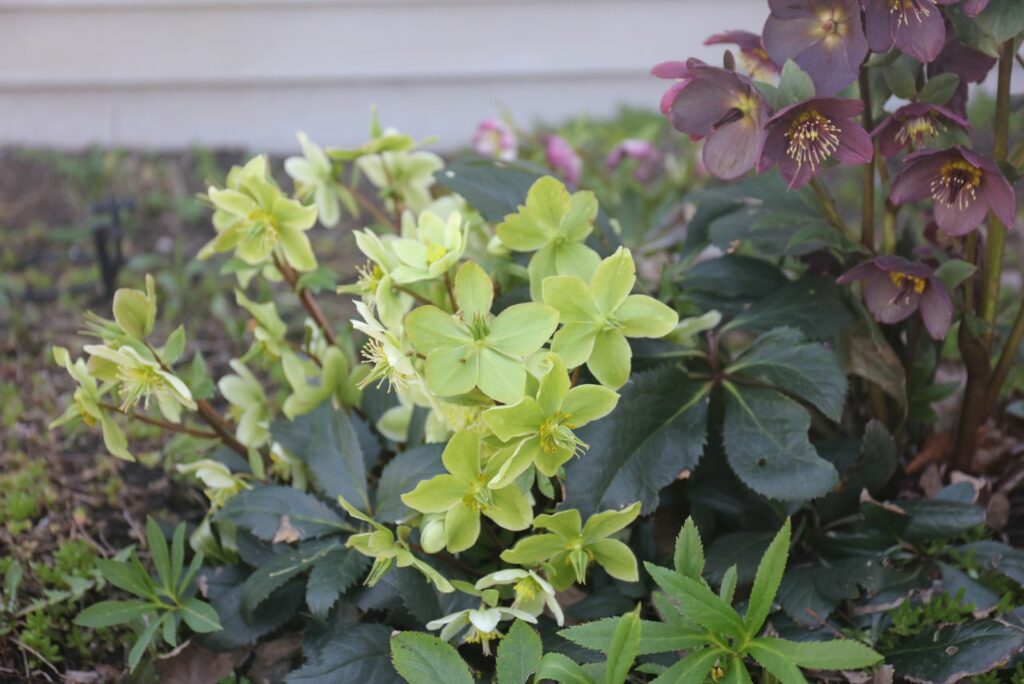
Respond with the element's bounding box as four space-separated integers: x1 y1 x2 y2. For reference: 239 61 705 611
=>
435 156 546 223
391 631 474 684
900 499 987 543
673 517 705 581
726 275 854 341
722 386 838 502
817 421 897 522
887 620 1024 683
563 368 709 516
727 327 847 421
496 620 543 684
240 539 343 619
680 255 788 316
956 541 1024 586
306 548 368 618
704 532 774 585
288 622 402 683
198 566 303 652
940 563 1000 614
216 485 351 541
837 318 907 416
374 444 445 523
271 403 368 509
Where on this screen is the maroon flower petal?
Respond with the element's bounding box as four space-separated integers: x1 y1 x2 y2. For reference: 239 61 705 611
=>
836 259 882 284
668 79 740 138
874 255 933 279
864 271 919 324
763 14 823 67
872 116 904 157
833 122 874 165
703 116 764 180
980 171 1018 230
934 192 989 235
890 153 946 205
652 61 691 80
920 277 953 340
894 6 946 64
796 30 867 96
863 0 897 53
964 0 990 16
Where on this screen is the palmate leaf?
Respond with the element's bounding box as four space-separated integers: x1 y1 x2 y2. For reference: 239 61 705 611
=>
390 632 474 684
726 327 847 422
722 385 838 501
562 367 710 516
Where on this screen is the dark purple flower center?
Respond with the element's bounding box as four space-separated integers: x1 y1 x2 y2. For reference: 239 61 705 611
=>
785 110 841 169
896 114 943 147
889 0 935 27
930 159 983 210
888 271 927 304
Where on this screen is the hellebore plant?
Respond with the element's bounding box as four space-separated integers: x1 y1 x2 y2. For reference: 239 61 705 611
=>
863 0 956 64
472 117 518 161
872 102 969 156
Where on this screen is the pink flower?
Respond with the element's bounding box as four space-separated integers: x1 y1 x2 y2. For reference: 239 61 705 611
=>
472 118 518 161
544 135 582 186
606 139 662 182
651 61 693 116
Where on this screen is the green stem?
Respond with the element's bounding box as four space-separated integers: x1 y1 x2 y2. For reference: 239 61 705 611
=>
809 178 854 240
986 299 1024 413
978 40 1014 343
859 67 876 251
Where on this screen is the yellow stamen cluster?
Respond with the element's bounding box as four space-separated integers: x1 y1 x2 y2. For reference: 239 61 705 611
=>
889 271 927 295
117 364 166 411
785 110 841 170
514 576 540 601
931 159 983 210
896 115 943 147
889 0 932 27
244 209 280 253
538 411 587 457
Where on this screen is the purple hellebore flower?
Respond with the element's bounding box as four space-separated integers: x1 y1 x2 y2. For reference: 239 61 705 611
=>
704 30 780 80
757 97 873 188
837 255 952 339
763 0 868 96
651 60 693 116
606 139 662 182
862 0 958 64
472 118 518 161
890 146 1017 235
543 135 582 186
666 59 768 180
872 102 969 157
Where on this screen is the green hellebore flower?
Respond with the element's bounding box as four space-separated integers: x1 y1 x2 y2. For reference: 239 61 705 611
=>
496 175 601 301
343 229 413 332
199 155 319 272
483 354 619 484
475 568 564 626
83 344 197 424
400 431 533 553
281 347 363 420
357 149 443 213
217 359 271 448
543 247 679 389
353 300 417 391
176 459 249 509
284 131 356 229
338 495 454 593
390 210 467 284
111 274 157 341
500 503 641 590
427 605 537 655
235 290 288 361
405 261 559 405
50 346 132 461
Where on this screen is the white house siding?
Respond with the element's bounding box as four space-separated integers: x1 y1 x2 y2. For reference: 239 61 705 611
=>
0 0 766 152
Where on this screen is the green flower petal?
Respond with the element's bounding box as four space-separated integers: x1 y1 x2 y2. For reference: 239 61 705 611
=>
534 509 582 539
477 348 528 405
406 306 472 354
560 384 620 427
454 261 493 319
445 503 481 553
442 431 483 482
500 533 567 566
534 443 574 478
527 246 559 302
550 322 600 370
591 247 636 315
581 502 641 542
489 303 559 357
401 474 470 513
424 345 479 398
484 485 534 531
553 242 601 284
587 330 631 389
279 225 317 272
483 398 544 442
615 295 679 338
588 538 638 582
542 276 600 323
536 354 571 416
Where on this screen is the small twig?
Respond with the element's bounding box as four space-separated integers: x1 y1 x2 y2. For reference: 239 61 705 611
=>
12 639 60 678
443 271 457 311
409 542 482 577
393 283 434 306
273 253 339 347
97 402 219 439
809 178 855 240
351 187 399 231
570 366 582 387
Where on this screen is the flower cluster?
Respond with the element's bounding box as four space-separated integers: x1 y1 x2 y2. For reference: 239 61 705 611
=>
657 0 1017 340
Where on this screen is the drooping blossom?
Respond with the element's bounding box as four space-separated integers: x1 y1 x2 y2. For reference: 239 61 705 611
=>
472 117 518 161
757 97 873 189
543 134 582 185
763 0 868 95
863 0 958 64
705 30 779 80
890 146 1017 235
872 102 969 157
651 60 693 115
837 256 952 339
666 59 768 180
927 31 997 116
606 139 662 182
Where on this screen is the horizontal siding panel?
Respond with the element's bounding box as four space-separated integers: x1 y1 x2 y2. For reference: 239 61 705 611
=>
0 1 766 87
